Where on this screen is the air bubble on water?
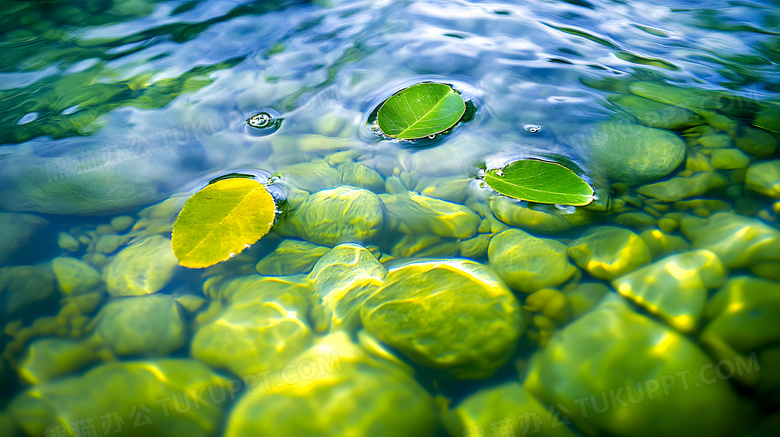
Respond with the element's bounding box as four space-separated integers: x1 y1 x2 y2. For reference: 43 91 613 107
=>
523 124 542 133
229 252 236 258
244 244 251 249
555 204 576 214
427 134 436 139
248 112 273 128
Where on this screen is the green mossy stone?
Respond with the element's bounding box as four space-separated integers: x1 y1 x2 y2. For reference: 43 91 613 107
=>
613 250 726 332
608 94 703 130
110 215 134 233
414 177 471 204
524 296 749 437
361 259 522 379
442 382 578 437
57 232 80 251
337 162 385 193
754 108 780 133
192 275 316 377
380 192 480 239
309 243 386 332
94 234 125 254
19 338 96 384
701 277 780 392
103 235 179 297
0 266 56 316
459 233 492 259
709 148 751 170
629 81 728 112
638 229 692 258
255 239 330 276
489 228 577 293
586 121 686 186
93 294 187 356
735 126 777 158
224 332 437 437
391 234 459 258
563 282 609 319
568 226 652 280
680 212 780 269
0 213 48 264
489 197 592 234
51 257 101 296
279 186 384 246
277 159 341 193
745 160 780 198
636 172 727 202
9 360 227 437
696 134 733 149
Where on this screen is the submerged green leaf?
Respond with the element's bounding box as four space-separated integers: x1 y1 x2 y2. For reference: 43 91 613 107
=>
172 178 276 268
377 83 466 140
485 159 594 206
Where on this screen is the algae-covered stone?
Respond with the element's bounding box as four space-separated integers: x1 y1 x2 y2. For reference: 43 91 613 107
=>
745 160 780 198
110 215 134 233
586 121 686 186
280 186 383 246
0 266 55 316
680 212 780 269
94 234 125 254
489 196 591 234
443 382 578 437
93 294 187 356
278 159 341 193
415 176 471 204
701 277 779 391
380 191 480 239
192 275 316 377
57 232 80 252
711 149 750 170
608 94 703 130
459 233 492 259
613 250 726 332
309 244 386 331
0 213 48 264
337 162 385 192
636 171 727 202
19 338 96 384
489 229 577 293
629 81 730 112
103 235 179 297
735 126 777 158
51 257 101 296
10 360 226 437
391 234 459 258
639 229 692 258
568 226 652 280
524 295 748 437
361 259 522 379
525 288 569 324
255 239 329 275
563 282 609 319
225 332 437 437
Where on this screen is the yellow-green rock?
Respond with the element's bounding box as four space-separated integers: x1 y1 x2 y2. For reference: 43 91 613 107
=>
380 191 480 239
93 294 187 356
735 126 777 158
19 338 96 384
279 186 384 246
103 235 179 297
680 212 780 268
192 275 316 377
612 250 726 332
459 233 492 259
390 234 459 258
710 148 750 170
224 332 437 437
9 360 226 437
309 243 386 331
586 121 686 186
277 159 341 193
110 215 134 233
57 232 80 251
563 282 609 319
442 382 578 437
701 277 780 393
568 226 652 280
524 295 748 437
745 160 780 198
415 176 471 204
637 172 727 202
94 234 125 254
525 288 569 324
489 228 577 293
613 212 657 229
489 196 591 234
52 257 101 296
361 259 522 379
337 162 385 193
255 239 330 275
638 229 692 258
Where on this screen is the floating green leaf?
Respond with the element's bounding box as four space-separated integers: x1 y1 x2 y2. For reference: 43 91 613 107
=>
484 159 594 206
377 83 466 140
172 178 276 268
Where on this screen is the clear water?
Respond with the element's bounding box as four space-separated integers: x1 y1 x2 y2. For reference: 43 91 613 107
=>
1 0 779 436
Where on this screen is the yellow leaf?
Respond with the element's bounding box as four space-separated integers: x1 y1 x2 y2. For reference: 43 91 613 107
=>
172 178 275 268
